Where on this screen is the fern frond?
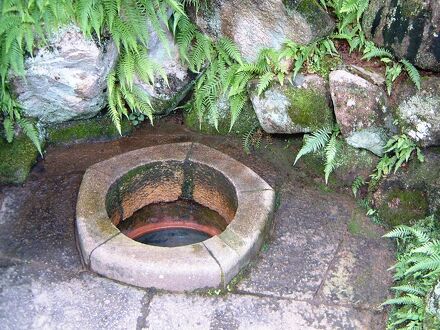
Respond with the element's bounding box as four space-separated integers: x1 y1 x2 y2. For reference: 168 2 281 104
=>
351 176 365 197
401 59 421 90
391 285 425 296
17 118 42 156
381 295 424 308
324 133 339 184
218 37 242 65
257 72 275 96
405 254 440 275
362 46 393 60
293 126 332 165
3 117 14 142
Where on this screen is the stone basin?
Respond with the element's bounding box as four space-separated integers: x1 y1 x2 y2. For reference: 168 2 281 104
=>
75 142 275 291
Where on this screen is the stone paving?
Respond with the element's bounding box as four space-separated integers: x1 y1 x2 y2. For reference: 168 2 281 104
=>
0 119 394 329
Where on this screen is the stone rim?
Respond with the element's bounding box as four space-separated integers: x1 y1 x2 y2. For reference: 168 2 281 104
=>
76 142 275 291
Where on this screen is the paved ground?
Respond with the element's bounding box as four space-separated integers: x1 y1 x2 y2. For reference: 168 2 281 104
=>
0 118 394 329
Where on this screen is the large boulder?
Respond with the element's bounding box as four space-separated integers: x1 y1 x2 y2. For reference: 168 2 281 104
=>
136 25 193 116
190 0 335 61
362 0 440 72
249 74 334 134
329 70 390 156
12 25 118 123
394 76 440 147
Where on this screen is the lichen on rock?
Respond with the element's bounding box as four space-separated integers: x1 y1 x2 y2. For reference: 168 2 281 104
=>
395 76 440 147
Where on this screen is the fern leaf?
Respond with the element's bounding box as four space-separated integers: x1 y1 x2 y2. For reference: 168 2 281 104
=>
3 117 14 142
17 118 42 156
351 176 365 197
217 37 242 65
294 127 332 165
401 59 421 90
362 46 393 60
381 295 424 308
257 72 274 96
324 134 339 184
391 285 425 296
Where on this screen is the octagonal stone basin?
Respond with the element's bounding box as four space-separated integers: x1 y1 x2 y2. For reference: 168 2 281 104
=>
76 143 275 291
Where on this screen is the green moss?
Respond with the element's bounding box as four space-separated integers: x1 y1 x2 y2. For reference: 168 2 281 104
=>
301 139 377 187
348 210 380 239
378 189 429 227
400 0 424 18
295 0 334 33
183 101 260 136
285 88 334 130
46 116 133 145
0 135 39 184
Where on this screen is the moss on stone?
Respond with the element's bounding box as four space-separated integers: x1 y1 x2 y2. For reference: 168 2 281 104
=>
378 189 429 227
183 101 260 136
285 88 334 131
301 138 377 187
0 135 39 185
46 116 133 145
295 0 330 28
400 0 425 18
348 210 380 239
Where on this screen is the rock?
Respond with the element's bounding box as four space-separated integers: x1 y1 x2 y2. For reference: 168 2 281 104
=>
249 74 334 134
303 140 379 186
0 135 39 185
371 149 440 226
428 282 440 320
348 65 386 87
136 26 193 115
183 96 260 135
12 25 118 124
190 0 335 61
395 76 440 147
329 70 389 156
362 0 440 72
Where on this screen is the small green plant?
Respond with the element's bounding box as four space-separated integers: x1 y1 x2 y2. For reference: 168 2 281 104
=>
242 124 262 155
294 124 341 184
324 0 370 52
362 44 421 95
382 215 440 329
322 0 421 94
351 175 366 197
371 134 424 181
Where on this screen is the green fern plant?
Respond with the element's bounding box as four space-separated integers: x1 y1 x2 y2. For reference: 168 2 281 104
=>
76 0 189 133
362 42 421 95
173 13 246 131
371 134 424 181
382 216 440 329
325 0 370 52
242 124 261 155
293 124 341 184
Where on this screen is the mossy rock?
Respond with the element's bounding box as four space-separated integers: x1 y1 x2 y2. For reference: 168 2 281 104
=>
46 116 133 145
285 88 334 131
301 140 378 187
183 99 260 136
376 189 429 227
0 135 39 185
